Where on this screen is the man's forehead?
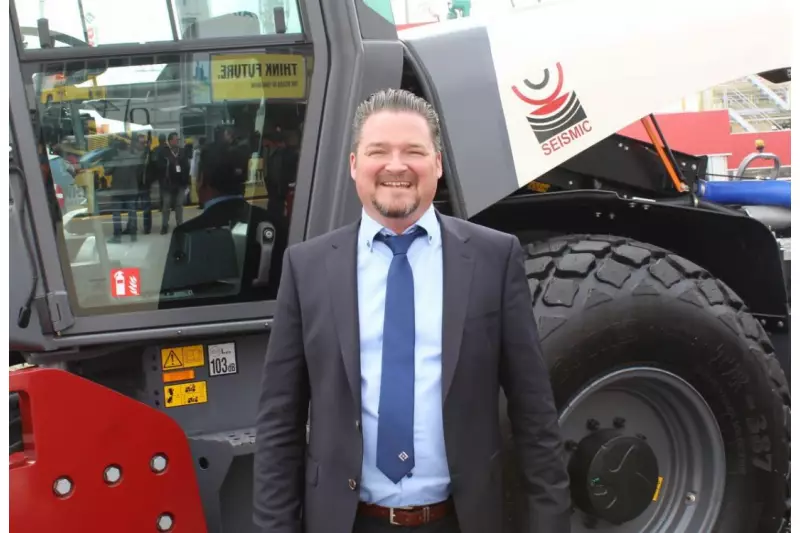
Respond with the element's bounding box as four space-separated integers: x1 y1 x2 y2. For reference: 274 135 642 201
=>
363 109 427 127
363 138 429 148
360 111 433 145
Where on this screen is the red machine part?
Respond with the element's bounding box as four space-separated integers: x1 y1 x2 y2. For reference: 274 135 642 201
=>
54 184 65 210
9 367 208 533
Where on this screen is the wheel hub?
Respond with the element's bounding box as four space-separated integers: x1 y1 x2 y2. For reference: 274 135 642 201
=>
568 427 660 525
559 368 727 532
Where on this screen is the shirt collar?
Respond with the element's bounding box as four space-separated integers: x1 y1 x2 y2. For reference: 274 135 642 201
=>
359 204 440 251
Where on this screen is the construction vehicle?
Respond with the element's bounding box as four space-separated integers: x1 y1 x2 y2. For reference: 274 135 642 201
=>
8 0 790 532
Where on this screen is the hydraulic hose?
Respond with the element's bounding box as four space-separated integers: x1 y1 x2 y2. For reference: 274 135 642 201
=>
696 179 791 208
9 164 39 328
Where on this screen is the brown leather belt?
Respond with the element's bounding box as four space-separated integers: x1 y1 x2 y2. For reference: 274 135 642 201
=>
357 498 454 526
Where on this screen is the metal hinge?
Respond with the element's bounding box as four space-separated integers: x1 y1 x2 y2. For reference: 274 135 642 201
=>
45 291 75 334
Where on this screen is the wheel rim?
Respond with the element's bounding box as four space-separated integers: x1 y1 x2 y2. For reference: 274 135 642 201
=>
558 367 726 532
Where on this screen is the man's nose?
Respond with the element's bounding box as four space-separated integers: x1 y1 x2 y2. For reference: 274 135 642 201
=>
384 152 408 172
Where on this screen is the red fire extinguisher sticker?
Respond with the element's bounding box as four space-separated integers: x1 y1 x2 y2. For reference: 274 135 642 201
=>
110 268 141 298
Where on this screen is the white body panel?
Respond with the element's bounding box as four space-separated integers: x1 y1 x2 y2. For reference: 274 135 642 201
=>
404 0 791 189
485 0 791 187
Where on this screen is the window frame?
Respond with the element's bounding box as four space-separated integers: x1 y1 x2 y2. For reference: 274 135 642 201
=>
8 0 330 339
11 0 308 60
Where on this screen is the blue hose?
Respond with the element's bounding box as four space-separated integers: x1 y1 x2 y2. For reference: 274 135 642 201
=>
697 179 791 208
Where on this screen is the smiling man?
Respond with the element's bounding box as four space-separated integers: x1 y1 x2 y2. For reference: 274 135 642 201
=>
254 88 571 533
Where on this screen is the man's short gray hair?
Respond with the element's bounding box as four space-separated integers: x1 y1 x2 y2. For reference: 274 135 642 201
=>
351 88 442 153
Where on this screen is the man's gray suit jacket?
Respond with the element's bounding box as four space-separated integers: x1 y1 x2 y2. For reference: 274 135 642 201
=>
254 212 571 533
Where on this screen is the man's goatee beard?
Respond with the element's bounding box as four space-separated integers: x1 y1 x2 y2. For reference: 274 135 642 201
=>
373 197 419 219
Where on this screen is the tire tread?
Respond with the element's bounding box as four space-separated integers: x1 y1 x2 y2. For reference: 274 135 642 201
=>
525 234 790 530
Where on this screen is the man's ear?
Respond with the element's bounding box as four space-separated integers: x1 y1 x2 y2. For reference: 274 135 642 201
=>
350 152 357 180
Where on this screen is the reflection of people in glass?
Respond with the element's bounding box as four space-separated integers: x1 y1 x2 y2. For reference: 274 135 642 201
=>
158 132 190 234
195 143 247 209
183 141 194 205
136 133 153 234
190 136 206 185
36 136 63 225
195 61 206 82
106 138 147 243
263 128 299 222
161 141 287 302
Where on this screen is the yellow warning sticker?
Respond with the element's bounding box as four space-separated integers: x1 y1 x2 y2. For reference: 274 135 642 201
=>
161 345 205 371
652 476 664 501
164 381 208 408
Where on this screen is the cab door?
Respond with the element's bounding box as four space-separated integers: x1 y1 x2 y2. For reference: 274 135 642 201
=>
9 2 328 348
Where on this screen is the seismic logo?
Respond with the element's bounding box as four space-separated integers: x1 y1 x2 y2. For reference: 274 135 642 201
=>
511 62 592 156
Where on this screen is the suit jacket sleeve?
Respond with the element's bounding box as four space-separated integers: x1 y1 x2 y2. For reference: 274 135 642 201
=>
499 235 572 533
253 246 310 533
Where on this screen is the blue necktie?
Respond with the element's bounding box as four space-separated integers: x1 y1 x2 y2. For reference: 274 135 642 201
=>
376 227 426 484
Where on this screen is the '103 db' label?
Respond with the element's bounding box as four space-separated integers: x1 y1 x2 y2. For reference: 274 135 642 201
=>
208 342 238 377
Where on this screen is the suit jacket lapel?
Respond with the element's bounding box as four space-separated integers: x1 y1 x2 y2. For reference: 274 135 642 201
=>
325 213 473 410
326 221 362 412
439 214 474 404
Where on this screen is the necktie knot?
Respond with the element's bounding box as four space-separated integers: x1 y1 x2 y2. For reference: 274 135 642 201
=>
377 227 426 256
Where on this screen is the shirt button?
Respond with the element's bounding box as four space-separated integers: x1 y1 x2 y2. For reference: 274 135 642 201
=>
355 420 361 431
348 479 358 491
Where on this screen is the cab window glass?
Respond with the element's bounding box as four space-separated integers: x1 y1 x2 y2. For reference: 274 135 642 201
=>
15 0 303 51
362 0 395 23
28 49 309 314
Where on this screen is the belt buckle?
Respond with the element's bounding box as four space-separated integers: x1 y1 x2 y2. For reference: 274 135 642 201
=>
388 506 414 526
389 506 430 526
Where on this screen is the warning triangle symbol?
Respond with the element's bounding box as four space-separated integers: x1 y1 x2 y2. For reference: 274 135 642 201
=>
163 350 183 369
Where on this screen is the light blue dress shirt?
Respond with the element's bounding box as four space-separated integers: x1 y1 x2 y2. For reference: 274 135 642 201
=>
357 205 451 507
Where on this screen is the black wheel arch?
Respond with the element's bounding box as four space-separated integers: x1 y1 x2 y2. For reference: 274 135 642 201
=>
470 190 789 323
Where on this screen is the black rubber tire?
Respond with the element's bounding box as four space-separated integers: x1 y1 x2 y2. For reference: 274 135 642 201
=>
526 234 790 533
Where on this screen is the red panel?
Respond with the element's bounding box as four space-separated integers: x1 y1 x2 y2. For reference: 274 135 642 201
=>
9 367 208 533
617 110 733 156
397 22 436 31
729 131 792 169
